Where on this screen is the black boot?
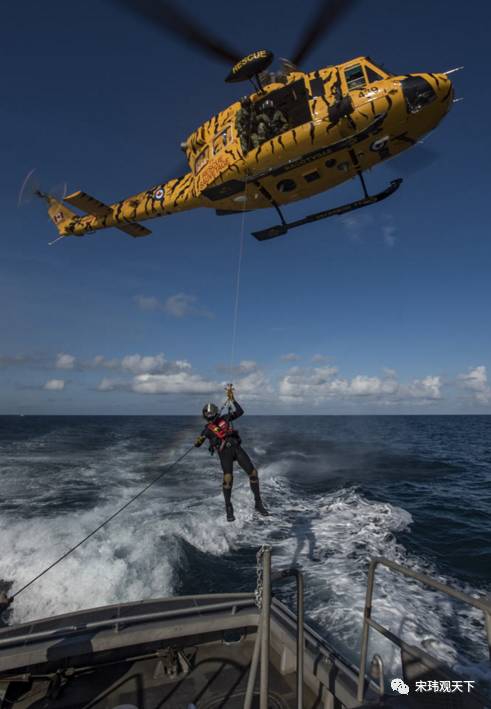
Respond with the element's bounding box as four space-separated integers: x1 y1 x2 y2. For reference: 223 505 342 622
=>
223 487 235 522
250 479 269 516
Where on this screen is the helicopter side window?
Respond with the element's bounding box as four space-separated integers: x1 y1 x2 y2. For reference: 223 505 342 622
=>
213 126 232 155
345 64 366 91
195 147 209 174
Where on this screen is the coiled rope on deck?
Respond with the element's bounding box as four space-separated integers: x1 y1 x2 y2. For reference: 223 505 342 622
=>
10 444 195 602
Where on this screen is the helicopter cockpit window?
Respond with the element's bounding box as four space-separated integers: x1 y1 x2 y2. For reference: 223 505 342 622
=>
366 66 385 83
213 126 232 155
195 147 209 174
345 64 366 91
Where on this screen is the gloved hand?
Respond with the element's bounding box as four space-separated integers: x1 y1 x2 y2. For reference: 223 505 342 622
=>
195 435 205 448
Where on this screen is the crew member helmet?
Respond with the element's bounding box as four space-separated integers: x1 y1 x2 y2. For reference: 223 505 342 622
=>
202 403 219 421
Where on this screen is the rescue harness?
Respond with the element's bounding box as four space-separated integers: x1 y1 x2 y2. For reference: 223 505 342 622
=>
207 417 240 451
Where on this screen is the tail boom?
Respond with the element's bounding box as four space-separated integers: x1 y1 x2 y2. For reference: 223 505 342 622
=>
48 173 199 238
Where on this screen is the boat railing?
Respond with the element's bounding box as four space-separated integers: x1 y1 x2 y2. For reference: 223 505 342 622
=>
244 547 305 709
356 556 491 702
0 597 256 649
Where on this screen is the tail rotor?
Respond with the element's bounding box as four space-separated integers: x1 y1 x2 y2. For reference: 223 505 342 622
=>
18 168 45 207
18 169 75 245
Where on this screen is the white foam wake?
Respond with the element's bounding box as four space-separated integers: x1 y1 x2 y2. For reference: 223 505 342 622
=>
2 444 489 695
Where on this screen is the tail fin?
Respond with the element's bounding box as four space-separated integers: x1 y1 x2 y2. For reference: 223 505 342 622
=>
47 196 77 240
21 168 154 242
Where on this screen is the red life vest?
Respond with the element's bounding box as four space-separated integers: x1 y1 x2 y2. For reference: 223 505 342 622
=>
207 418 233 441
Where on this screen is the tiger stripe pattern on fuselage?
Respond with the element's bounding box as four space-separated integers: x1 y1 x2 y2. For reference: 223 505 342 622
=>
51 56 453 238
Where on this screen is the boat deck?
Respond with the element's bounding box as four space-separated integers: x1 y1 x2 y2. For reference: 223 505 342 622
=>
2 640 317 708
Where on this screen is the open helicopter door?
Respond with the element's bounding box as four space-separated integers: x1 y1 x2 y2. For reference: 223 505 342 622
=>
261 79 311 130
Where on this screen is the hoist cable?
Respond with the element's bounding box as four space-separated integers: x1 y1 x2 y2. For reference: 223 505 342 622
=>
229 203 247 373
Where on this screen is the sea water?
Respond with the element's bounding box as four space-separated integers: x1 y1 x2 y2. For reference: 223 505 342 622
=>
1 414 490 692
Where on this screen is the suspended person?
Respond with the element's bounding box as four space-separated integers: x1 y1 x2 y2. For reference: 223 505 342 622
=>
195 386 268 522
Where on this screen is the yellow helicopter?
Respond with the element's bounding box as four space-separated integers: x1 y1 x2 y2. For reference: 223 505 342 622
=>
34 0 458 243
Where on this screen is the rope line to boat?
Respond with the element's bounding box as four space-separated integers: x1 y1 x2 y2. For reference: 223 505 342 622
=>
8 158 251 608
9 445 195 602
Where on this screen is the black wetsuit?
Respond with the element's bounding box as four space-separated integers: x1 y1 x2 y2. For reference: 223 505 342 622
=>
195 400 267 519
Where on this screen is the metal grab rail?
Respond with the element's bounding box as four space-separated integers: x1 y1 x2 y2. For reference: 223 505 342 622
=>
272 567 305 709
243 547 273 709
0 597 257 650
260 546 272 709
243 549 305 709
357 557 491 702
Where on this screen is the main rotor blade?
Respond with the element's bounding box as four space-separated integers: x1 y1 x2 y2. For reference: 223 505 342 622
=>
291 0 358 67
117 0 242 65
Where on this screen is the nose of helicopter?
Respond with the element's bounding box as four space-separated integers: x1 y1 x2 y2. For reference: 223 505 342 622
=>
434 73 454 107
400 73 453 119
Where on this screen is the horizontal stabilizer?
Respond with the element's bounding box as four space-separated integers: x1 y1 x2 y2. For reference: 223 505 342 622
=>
64 190 151 238
65 191 111 217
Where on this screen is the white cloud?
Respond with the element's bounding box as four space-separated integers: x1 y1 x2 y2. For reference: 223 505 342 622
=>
89 353 192 376
120 354 168 375
43 379 65 391
15 344 488 411
341 212 397 247
95 354 203 393
134 295 160 311
96 358 270 399
135 293 213 319
233 369 273 399
279 365 340 401
279 365 440 404
56 353 76 369
340 212 372 241
349 374 399 396
237 360 257 373
405 375 442 400
458 365 491 404
97 378 122 392
91 355 119 369
281 353 301 362
383 224 397 247
382 214 397 247
132 371 218 395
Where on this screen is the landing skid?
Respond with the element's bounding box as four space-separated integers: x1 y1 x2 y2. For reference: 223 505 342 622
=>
251 178 403 241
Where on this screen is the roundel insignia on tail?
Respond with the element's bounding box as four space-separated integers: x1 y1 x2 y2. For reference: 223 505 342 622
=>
225 50 274 83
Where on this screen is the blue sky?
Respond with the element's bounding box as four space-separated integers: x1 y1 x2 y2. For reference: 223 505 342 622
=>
1 0 489 414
